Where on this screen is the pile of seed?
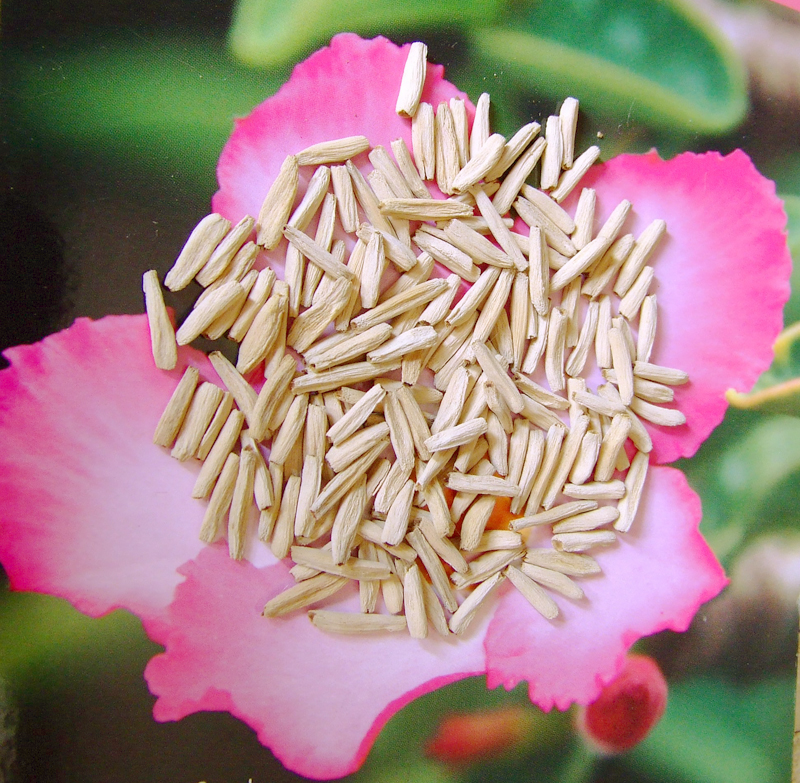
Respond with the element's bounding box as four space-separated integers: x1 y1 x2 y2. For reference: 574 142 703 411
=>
145 42 688 638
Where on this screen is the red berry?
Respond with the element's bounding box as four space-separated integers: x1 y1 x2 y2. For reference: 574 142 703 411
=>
577 654 668 754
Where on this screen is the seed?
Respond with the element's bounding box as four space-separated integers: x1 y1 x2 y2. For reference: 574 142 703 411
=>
506 565 559 619
228 444 258 560
541 115 563 190
147 61 688 641
296 136 370 166
308 610 408 634
199 452 239 544
559 97 579 169
263 573 348 618
451 133 506 194
520 562 583 600
164 213 232 291
403 564 428 639
142 271 177 370
171 383 225 462
470 93 491 158
550 145 600 202
449 571 505 635
153 366 200 448
492 137 547 217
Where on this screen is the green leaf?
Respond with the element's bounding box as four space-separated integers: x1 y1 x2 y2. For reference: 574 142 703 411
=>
229 0 503 68
0 586 156 689
781 194 800 326
685 414 800 562
624 676 793 783
725 337 800 417
4 33 286 190
474 0 748 134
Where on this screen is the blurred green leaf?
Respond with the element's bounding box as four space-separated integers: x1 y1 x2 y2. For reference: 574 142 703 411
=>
0 586 156 689
362 677 530 770
625 675 792 783
475 0 748 134
726 330 800 417
781 194 800 325
687 415 800 561
229 0 503 68
3 33 286 190
352 676 573 783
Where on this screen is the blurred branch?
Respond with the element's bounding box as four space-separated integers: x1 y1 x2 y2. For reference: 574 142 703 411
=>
794 604 800 783
0 680 17 783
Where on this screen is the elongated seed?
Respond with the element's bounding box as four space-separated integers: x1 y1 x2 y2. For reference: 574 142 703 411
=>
165 214 232 291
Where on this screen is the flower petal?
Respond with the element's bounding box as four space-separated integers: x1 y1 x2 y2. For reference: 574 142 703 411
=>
212 33 470 226
769 0 800 12
0 315 247 634
484 465 726 711
145 545 489 780
567 150 791 464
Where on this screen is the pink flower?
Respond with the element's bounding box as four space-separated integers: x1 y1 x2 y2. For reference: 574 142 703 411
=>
0 33 791 780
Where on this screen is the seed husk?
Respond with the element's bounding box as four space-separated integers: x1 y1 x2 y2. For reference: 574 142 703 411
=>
148 69 688 643
142 271 177 370
263 572 348 618
449 571 505 635
153 366 200 448
199 452 239 544
165 213 232 291
296 136 370 166
506 565 559 619
308 609 408 634
171 382 225 461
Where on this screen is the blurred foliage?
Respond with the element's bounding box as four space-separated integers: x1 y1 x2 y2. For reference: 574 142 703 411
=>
477 0 748 133
2 33 289 193
351 675 589 783
229 0 748 135
229 0 503 67
626 675 793 783
785 195 800 321
0 590 152 687
692 415 800 562
3 0 800 782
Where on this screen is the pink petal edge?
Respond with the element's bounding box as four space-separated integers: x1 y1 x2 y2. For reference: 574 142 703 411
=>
0 315 276 636
770 0 800 12
212 32 471 227
567 149 791 464
145 546 490 780
483 465 727 711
